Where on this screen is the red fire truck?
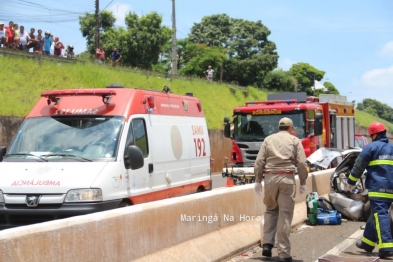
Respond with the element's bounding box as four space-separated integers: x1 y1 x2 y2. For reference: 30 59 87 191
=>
222 92 356 184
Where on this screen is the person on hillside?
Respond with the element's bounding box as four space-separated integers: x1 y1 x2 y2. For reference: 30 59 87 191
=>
349 122 393 259
205 65 214 82
64 44 75 59
53 36 64 57
96 44 105 63
4 21 14 48
18 25 30 51
50 34 55 55
110 47 122 67
253 117 308 262
43 31 52 55
11 23 20 50
35 29 44 54
0 22 8 48
26 28 38 52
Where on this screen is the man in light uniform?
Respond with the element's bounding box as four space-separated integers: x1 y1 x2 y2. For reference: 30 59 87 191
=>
254 117 308 262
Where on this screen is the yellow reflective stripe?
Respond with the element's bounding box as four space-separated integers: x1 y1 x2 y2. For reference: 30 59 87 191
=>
348 174 359 182
379 243 393 249
375 213 382 245
362 237 376 247
369 160 393 166
368 192 393 199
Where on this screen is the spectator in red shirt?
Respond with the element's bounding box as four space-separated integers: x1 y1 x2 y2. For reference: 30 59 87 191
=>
4 21 14 48
53 36 64 56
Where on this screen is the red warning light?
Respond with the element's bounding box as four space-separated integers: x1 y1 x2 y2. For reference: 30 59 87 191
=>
147 96 155 109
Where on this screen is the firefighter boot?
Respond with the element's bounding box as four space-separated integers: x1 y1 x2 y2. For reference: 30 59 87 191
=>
379 251 393 259
355 240 373 253
262 243 273 257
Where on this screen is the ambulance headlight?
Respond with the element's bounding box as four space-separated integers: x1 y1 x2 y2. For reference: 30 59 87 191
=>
0 190 4 203
65 189 103 202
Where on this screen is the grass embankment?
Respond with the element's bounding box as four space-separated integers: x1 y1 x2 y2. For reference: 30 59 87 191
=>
0 55 388 130
0 56 266 129
355 110 393 133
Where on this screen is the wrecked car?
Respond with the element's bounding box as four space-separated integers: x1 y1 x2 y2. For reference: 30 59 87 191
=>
328 148 370 221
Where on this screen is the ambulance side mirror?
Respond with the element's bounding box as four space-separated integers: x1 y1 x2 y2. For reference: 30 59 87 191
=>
224 117 231 138
314 113 323 136
0 146 6 162
124 145 144 170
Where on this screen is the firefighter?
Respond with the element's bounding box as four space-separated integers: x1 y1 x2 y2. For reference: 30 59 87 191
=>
253 117 308 262
348 122 393 259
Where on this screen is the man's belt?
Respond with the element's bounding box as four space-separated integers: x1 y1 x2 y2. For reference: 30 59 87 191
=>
264 171 295 175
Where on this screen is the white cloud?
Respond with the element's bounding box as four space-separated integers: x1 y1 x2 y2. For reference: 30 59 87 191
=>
359 65 393 88
108 3 133 27
379 41 393 57
278 58 296 70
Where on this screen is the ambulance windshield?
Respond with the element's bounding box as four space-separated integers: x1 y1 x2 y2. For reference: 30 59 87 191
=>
233 112 306 141
6 116 124 161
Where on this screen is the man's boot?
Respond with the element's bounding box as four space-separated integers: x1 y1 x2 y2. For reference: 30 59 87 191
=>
262 243 273 257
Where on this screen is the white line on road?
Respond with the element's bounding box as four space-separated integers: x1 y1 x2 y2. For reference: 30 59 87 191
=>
313 229 364 262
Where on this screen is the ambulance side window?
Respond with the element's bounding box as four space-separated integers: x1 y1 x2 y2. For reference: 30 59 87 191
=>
125 119 149 157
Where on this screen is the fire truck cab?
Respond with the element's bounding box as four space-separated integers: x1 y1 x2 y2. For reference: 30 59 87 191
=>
222 92 355 184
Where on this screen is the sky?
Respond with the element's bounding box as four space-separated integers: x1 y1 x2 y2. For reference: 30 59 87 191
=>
2 0 393 108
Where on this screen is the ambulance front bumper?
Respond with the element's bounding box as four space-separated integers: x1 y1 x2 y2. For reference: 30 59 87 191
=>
0 199 122 230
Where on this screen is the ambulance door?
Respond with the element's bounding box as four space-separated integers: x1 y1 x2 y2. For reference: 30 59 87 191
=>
125 118 153 202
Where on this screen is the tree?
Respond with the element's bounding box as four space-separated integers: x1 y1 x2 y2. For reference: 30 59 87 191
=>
123 12 172 69
357 98 393 123
188 14 278 86
313 81 340 96
263 69 297 92
323 82 339 94
79 11 116 53
177 43 227 78
79 11 172 69
289 63 325 95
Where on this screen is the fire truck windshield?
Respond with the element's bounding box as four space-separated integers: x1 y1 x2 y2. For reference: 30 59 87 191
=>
233 112 306 141
5 116 124 161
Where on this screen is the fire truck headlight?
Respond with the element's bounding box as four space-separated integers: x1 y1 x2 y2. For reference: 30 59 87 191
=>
0 190 4 203
65 189 103 202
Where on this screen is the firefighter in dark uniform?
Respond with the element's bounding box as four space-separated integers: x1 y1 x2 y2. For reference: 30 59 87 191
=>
348 122 393 259
254 117 308 262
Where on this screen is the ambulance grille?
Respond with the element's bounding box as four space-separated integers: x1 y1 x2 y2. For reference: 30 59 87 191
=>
5 204 62 209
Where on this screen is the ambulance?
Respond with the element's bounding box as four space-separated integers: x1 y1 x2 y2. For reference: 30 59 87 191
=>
0 85 212 229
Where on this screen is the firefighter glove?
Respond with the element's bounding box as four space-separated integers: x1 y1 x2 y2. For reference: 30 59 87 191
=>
300 185 307 195
254 183 262 196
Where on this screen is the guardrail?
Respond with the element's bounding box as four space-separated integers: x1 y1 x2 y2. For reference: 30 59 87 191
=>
0 169 333 262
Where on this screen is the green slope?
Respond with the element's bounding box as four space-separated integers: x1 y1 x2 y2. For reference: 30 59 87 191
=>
0 56 389 130
355 110 393 133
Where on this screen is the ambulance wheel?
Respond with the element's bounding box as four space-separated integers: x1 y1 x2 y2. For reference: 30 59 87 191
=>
118 200 131 208
197 186 205 193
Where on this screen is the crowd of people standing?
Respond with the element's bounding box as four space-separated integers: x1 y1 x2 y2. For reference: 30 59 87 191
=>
0 21 75 58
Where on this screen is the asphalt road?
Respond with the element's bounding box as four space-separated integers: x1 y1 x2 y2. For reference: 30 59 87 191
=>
212 172 228 189
226 220 386 262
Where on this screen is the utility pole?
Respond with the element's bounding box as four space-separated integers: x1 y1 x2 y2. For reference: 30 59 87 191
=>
171 0 178 75
95 0 100 49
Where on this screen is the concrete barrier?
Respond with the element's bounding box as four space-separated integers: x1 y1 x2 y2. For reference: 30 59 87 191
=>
0 169 334 262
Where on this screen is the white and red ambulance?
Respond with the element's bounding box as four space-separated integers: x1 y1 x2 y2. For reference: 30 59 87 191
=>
0 85 211 228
